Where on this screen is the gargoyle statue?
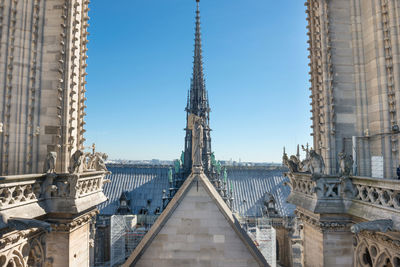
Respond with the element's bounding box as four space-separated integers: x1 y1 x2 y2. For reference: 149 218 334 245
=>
43 151 57 173
69 150 85 174
351 219 393 234
338 152 353 176
309 150 325 175
282 153 299 173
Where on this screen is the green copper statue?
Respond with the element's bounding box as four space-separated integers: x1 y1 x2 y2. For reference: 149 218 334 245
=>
168 167 173 184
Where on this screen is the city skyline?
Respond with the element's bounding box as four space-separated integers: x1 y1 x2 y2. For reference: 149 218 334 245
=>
85 0 312 162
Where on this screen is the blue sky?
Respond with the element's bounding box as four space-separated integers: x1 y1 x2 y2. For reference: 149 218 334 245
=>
85 0 312 163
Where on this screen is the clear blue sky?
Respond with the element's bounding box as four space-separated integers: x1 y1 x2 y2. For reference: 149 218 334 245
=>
85 0 312 163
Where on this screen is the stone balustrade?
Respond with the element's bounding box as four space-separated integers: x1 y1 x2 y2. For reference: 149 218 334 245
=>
286 172 400 229
351 176 400 211
0 171 109 228
0 174 45 211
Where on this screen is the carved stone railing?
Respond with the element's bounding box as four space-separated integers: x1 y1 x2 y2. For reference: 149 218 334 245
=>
351 176 400 210
0 174 45 211
286 172 347 213
348 176 400 229
0 171 109 228
286 172 400 229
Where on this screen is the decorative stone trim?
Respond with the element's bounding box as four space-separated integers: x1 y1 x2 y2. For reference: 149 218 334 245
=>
2 0 19 175
0 171 108 212
0 229 47 266
26 0 41 173
306 0 325 151
295 209 352 233
380 0 398 159
352 177 400 211
354 230 400 266
50 210 98 232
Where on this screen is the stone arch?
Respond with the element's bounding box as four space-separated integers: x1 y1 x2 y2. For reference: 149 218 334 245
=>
355 239 373 267
5 249 25 267
27 238 45 267
376 251 393 267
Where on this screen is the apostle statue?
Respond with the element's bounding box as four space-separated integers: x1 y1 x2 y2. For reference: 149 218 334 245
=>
189 114 204 169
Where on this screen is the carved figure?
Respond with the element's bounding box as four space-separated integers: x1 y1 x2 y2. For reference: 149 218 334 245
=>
309 150 325 175
351 219 393 234
91 153 108 172
191 115 203 167
338 152 353 176
282 153 299 173
43 152 57 173
69 150 85 174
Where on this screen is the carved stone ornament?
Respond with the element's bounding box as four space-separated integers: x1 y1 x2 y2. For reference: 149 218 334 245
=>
351 219 393 234
69 150 85 174
189 114 204 169
309 149 325 175
338 152 353 176
43 152 57 173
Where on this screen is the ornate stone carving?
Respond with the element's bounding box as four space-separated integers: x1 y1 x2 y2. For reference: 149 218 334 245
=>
43 152 57 173
309 150 325 175
69 150 85 174
189 114 203 169
282 152 299 173
87 152 108 172
353 178 400 211
351 219 393 234
338 152 353 176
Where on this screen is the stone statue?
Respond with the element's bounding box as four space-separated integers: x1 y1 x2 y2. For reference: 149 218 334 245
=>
180 151 185 165
174 159 180 173
69 150 85 174
168 167 173 184
283 153 299 173
191 115 203 168
309 150 325 175
351 219 393 234
43 152 57 173
92 153 108 172
338 152 353 176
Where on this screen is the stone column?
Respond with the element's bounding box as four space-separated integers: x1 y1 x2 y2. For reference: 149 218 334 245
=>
297 208 354 267
45 209 98 267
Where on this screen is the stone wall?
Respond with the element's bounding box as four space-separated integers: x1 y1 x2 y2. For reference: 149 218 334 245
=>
0 0 90 175
306 0 400 178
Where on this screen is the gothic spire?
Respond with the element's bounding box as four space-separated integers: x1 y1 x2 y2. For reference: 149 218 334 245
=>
188 0 209 116
183 0 212 175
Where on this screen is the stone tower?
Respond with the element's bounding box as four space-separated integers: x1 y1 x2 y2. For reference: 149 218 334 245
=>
0 0 90 175
307 0 400 178
183 0 212 175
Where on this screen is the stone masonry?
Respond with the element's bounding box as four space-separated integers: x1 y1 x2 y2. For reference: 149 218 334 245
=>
0 0 90 175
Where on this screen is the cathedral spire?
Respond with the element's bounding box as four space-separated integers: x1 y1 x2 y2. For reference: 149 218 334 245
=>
189 0 208 116
183 0 212 175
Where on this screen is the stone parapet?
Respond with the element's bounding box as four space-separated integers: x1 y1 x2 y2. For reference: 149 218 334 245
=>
287 172 400 230
0 171 109 229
